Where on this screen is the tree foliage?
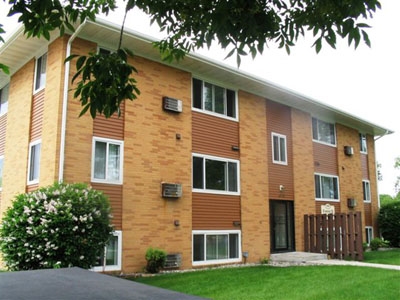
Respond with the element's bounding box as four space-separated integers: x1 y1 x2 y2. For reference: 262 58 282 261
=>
378 201 400 247
0 0 381 118
0 182 112 271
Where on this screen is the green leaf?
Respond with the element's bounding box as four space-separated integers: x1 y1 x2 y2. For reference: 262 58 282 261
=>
0 63 10 75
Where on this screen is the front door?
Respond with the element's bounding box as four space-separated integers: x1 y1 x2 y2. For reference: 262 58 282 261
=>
270 200 295 252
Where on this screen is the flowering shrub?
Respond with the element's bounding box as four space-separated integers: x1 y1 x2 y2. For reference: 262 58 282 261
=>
0 182 112 271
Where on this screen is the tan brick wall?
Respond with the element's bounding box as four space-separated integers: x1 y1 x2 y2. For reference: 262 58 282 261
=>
121 56 193 272
40 36 68 185
291 108 315 251
239 91 270 262
336 124 363 215
62 38 95 184
1 60 34 215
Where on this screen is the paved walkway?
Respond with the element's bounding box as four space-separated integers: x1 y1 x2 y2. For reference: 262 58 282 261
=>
0 267 208 300
269 251 400 271
305 259 400 271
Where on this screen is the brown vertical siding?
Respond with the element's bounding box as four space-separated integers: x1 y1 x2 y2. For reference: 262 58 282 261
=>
30 90 45 141
0 114 6 155
192 111 239 159
26 183 39 193
91 183 122 230
93 102 125 140
192 193 240 230
361 154 369 179
364 202 372 226
313 143 338 175
266 100 294 200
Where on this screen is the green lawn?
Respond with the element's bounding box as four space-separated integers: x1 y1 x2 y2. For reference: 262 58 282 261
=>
131 265 400 300
363 248 400 265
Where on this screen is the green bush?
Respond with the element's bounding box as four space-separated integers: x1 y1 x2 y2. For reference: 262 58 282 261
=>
369 238 389 251
0 182 112 271
378 202 400 247
145 247 167 273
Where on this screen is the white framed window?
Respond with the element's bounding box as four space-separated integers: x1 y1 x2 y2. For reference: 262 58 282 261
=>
34 52 47 93
312 117 336 146
0 155 4 191
93 231 122 272
314 173 339 201
359 133 368 153
92 137 124 184
363 180 371 202
192 153 240 195
192 230 241 265
272 132 287 165
365 226 373 245
27 140 41 185
0 83 9 116
192 78 237 120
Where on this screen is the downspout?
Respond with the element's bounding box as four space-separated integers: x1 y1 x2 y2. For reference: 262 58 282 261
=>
58 21 87 182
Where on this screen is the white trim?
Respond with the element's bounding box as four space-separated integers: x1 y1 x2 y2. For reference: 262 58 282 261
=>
191 77 239 122
314 172 340 202
0 155 4 191
33 52 48 94
27 139 42 185
363 180 371 202
359 133 368 154
0 83 9 116
92 230 122 272
91 137 124 185
192 230 242 266
271 132 288 165
365 226 373 245
192 153 240 195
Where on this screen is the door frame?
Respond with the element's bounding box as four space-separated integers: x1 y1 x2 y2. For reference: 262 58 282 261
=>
270 200 295 253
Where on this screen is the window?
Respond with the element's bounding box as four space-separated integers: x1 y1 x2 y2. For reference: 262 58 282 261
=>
192 78 237 119
0 156 3 190
365 227 373 245
193 230 241 265
34 53 47 92
314 173 339 201
272 133 287 165
0 83 9 115
359 133 367 153
312 117 336 146
363 180 371 202
93 231 122 272
192 154 240 194
27 140 41 184
92 137 123 184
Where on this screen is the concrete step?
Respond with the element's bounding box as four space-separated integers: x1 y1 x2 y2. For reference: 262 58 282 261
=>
270 252 327 263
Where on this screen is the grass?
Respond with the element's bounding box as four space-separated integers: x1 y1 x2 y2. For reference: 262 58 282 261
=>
131 265 400 300
363 248 400 265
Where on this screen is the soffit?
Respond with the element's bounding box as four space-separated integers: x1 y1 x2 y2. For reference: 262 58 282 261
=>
0 19 393 137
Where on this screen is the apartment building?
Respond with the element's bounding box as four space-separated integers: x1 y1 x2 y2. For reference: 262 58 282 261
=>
0 19 392 273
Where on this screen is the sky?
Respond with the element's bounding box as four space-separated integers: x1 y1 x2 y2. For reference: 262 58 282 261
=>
1 0 399 196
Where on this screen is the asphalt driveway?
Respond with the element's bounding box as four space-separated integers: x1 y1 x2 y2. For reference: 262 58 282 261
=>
0 267 207 300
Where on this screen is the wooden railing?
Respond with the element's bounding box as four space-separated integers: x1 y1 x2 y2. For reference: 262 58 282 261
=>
304 212 364 261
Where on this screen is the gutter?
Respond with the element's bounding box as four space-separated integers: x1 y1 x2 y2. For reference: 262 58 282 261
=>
58 21 87 182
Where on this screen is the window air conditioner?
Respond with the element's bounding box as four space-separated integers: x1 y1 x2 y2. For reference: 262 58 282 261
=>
344 146 354 156
347 198 357 208
162 183 182 198
163 97 182 113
